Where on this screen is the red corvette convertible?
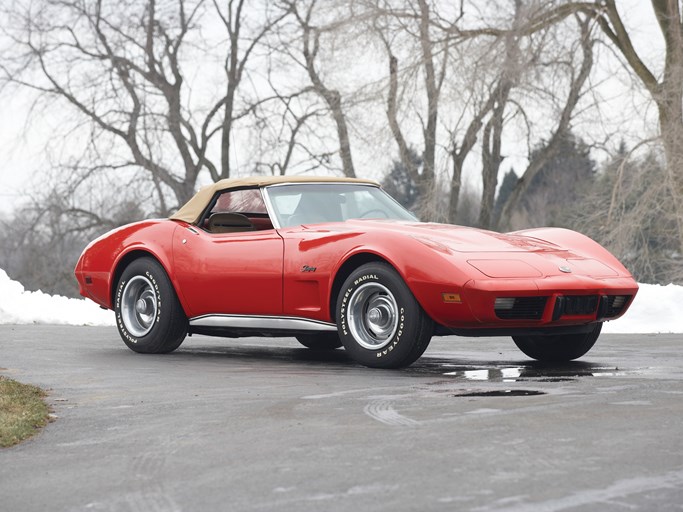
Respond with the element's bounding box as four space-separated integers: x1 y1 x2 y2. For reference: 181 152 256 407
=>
75 176 638 368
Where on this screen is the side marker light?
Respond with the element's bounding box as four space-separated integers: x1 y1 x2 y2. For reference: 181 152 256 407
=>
442 293 462 303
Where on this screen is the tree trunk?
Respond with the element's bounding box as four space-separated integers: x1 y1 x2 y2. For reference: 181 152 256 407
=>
592 0 683 254
299 2 356 179
497 16 593 230
658 105 683 256
418 0 438 188
386 55 419 185
448 152 464 223
479 83 509 229
327 89 356 178
220 80 237 180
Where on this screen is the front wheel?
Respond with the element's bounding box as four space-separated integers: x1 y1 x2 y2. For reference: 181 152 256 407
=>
336 262 433 368
114 257 188 354
512 323 602 362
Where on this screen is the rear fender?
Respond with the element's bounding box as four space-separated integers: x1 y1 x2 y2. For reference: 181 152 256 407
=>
109 226 188 315
76 220 186 313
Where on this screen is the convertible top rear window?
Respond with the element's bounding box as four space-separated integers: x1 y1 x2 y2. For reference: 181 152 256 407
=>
266 183 417 228
210 188 267 216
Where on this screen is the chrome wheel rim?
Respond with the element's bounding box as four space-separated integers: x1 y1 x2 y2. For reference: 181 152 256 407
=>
347 283 399 350
121 276 158 337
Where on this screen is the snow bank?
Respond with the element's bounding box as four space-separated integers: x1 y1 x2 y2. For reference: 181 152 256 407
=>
0 267 681 333
602 283 683 334
0 269 114 326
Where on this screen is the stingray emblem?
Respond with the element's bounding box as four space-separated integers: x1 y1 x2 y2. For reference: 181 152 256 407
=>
559 265 572 273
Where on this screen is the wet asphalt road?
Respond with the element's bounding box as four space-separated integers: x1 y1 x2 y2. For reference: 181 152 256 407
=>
1 325 683 512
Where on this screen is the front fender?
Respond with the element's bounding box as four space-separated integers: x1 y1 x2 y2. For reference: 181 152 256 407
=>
330 232 477 326
512 227 634 277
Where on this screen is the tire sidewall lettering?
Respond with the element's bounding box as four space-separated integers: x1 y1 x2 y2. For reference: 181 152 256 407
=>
376 307 405 359
342 274 381 340
115 278 138 344
339 271 408 359
340 287 352 336
115 268 163 344
353 274 378 286
144 270 163 326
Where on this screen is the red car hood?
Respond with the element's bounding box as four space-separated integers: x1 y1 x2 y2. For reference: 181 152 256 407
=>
319 219 562 253
296 219 629 279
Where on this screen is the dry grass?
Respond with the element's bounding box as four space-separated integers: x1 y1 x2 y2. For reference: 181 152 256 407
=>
0 377 49 448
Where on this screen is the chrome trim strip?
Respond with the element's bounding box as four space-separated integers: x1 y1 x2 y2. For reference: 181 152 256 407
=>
264 182 379 188
189 314 337 332
260 187 281 229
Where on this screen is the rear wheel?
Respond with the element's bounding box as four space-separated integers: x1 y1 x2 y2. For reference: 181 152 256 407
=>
114 257 187 354
336 262 433 369
296 333 342 350
512 323 602 362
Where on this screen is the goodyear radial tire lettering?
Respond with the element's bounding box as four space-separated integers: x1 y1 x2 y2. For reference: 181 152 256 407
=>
114 257 188 354
335 262 433 369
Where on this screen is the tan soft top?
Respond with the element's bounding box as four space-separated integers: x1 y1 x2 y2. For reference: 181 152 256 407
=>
169 175 379 224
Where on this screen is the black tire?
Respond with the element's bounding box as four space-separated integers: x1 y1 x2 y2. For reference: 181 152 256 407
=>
114 257 188 354
296 333 343 350
336 262 434 369
512 323 602 362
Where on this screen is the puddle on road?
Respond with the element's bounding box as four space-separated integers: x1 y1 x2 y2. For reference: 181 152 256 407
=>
453 389 546 397
408 359 630 383
442 365 626 383
401 361 637 399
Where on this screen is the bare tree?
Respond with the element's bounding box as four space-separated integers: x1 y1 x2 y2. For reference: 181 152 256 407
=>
249 86 332 176
212 0 291 180
571 145 683 284
0 0 289 212
476 1 528 228
486 0 683 252
497 14 595 230
583 0 683 256
368 1 597 226
279 0 358 178
415 0 445 191
0 167 148 297
370 0 451 216
446 58 505 224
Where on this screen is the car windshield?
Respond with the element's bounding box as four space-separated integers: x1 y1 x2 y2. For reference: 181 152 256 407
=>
265 183 417 228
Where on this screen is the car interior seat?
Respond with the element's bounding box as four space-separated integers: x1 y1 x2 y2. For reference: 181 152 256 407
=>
207 212 255 233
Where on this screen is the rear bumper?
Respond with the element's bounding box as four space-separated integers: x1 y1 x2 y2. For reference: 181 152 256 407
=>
74 252 112 309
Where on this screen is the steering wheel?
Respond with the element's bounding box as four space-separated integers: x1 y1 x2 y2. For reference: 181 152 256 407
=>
359 209 389 219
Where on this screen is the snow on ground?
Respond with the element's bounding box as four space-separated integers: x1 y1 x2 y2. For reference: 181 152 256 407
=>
602 283 683 334
0 268 681 333
0 269 115 326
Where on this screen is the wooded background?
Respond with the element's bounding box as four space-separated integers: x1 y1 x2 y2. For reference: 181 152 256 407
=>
1 0 681 297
